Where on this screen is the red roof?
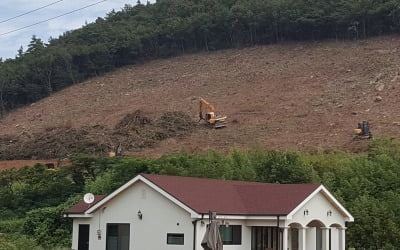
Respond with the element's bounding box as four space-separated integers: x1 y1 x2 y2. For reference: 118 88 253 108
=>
65 175 320 216
142 174 320 215
65 195 106 214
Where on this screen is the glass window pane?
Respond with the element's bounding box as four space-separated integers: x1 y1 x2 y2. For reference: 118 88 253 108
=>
232 226 242 244
220 225 241 245
167 233 184 245
107 224 130 250
107 236 118 250
220 226 233 242
108 225 118 237
119 224 130 250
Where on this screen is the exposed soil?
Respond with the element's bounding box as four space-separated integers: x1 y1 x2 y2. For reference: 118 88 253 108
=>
0 111 195 160
1 36 400 162
0 160 71 171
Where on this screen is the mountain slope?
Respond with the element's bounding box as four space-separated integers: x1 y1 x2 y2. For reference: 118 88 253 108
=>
1 36 400 157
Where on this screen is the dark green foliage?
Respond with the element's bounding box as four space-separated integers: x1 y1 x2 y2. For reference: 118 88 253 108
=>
22 196 80 248
0 233 42 250
0 164 81 218
0 219 24 234
1 0 400 115
303 138 400 248
149 149 259 181
2 138 400 248
250 150 318 183
84 157 151 194
348 195 400 249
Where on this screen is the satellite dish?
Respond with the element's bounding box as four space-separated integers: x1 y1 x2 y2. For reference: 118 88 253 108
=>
83 193 95 204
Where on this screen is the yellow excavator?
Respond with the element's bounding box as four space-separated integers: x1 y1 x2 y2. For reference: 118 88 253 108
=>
199 98 227 128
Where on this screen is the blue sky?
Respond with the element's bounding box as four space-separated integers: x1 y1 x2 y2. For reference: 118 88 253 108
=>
0 0 149 59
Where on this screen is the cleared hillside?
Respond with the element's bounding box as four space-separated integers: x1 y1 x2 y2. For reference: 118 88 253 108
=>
1 36 400 158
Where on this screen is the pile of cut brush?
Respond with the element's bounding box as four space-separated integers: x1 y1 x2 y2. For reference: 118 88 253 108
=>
0 110 196 160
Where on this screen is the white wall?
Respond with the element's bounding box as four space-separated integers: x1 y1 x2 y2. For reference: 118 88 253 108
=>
289 192 346 228
72 181 194 250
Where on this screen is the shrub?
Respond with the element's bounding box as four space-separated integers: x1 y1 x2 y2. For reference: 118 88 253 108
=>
0 219 24 234
22 196 80 248
0 233 42 250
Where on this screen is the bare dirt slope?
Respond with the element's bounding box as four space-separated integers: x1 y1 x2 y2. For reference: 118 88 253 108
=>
1 36 400 159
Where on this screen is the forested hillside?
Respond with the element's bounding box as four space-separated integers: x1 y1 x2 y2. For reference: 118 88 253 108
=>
1 0 400 116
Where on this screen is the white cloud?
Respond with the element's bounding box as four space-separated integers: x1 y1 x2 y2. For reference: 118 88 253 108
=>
0 0 152 59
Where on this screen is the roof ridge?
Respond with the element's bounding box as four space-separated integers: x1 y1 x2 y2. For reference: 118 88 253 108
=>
141 173 320 186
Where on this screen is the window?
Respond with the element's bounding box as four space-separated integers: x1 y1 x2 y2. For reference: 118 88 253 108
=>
219 225 242 245
167 233 184 245
251 227 279 250
106 224 130 250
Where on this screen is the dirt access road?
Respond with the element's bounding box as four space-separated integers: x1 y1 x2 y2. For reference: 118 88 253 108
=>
0 160 71 170
1 36 400 161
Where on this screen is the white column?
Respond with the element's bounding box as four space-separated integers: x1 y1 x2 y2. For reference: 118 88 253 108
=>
299 227 307 250
322 227 330 250
330 227 339 250
339 228 346 250
306 227 316 250
282 227 289 250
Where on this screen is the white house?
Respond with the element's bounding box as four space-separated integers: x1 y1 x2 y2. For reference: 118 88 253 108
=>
65 174 354 250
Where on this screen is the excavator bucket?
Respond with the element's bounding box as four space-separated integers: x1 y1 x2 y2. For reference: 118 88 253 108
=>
213 116 227 129
214 120 227 129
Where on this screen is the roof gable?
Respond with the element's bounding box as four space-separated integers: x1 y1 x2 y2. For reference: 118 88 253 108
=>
287 185 354 222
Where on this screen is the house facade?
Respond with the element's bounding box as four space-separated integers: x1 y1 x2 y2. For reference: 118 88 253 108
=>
65 174 354 250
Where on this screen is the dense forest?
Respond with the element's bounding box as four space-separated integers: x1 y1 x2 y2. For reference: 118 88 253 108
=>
1 0 400 116
1 138 400 249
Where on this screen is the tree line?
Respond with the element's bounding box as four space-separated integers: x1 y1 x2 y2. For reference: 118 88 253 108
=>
1 0 400 116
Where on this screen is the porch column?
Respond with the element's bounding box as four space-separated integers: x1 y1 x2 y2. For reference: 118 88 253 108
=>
306 227 316 250
299 227 307 250
339 228 346 250
282 227 289 250
322 227 330 250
